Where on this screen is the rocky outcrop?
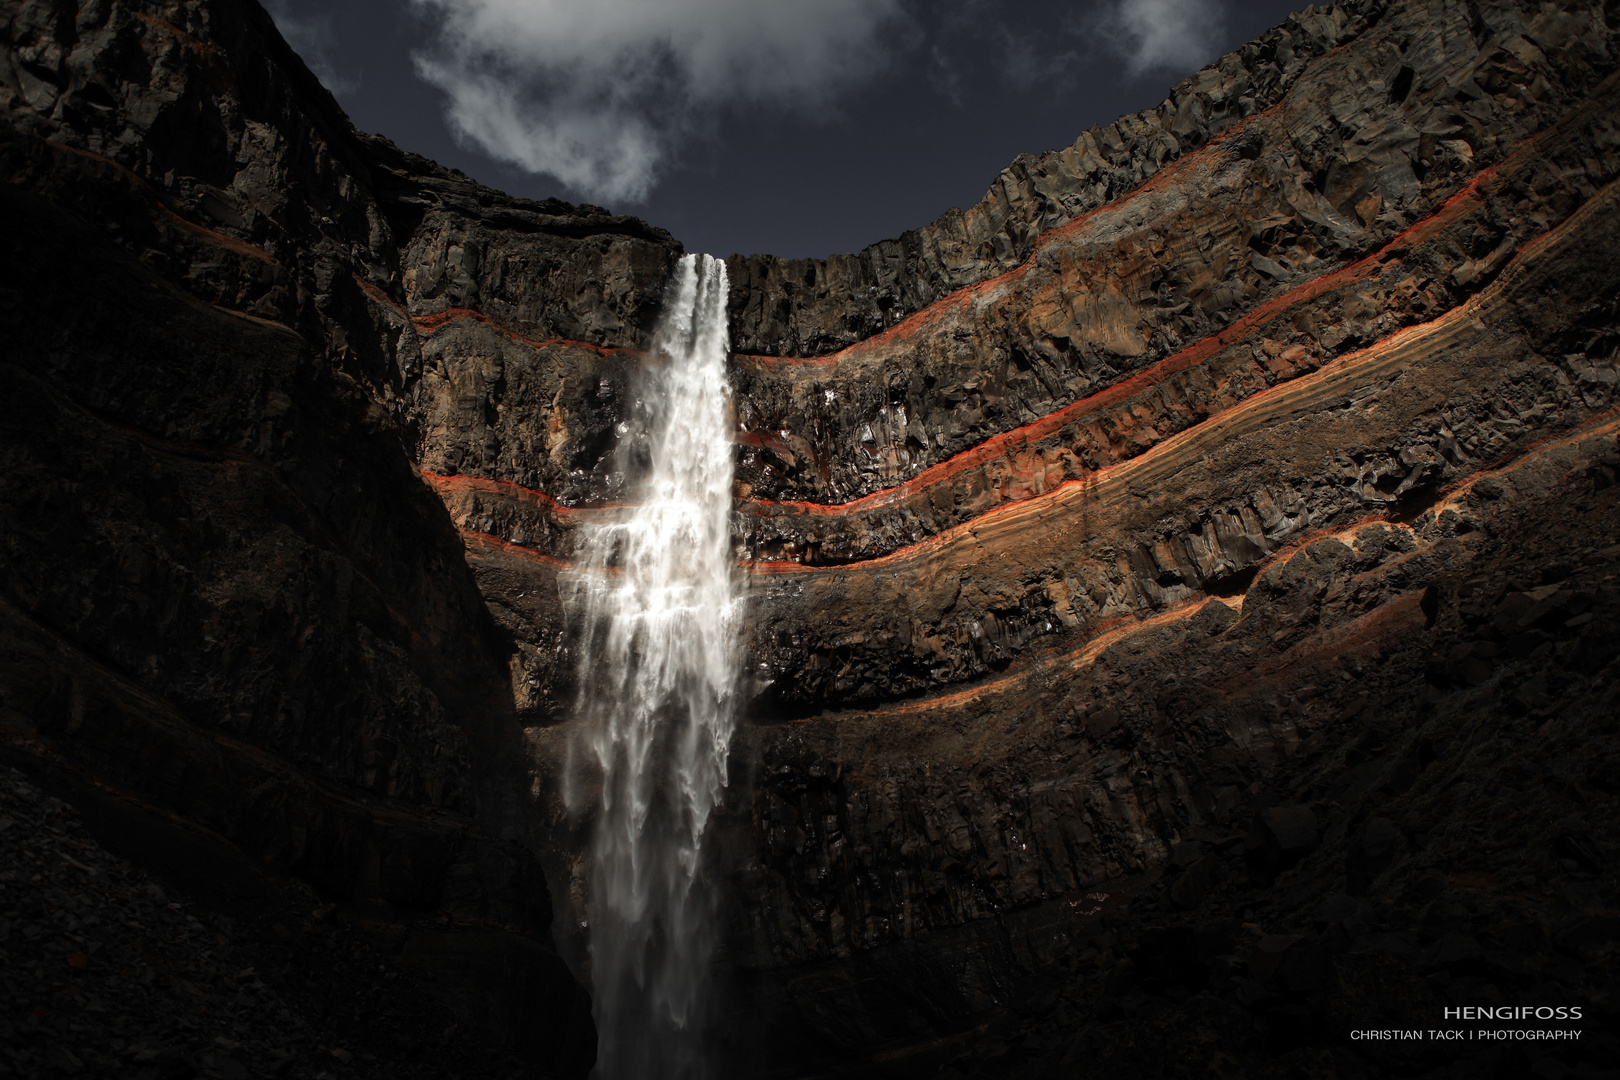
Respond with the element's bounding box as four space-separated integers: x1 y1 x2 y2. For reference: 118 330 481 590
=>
436 0 1619 525
737 169 1620 714
422 0 1620 707
442 0 1620 1074
727 61 1620 526
720 0 1619 504
721 2 1382 356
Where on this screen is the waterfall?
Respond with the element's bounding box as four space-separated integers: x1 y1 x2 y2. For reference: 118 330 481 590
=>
567 253 739 1079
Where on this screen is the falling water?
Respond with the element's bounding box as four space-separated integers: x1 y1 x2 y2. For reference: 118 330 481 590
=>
567 253 739 1080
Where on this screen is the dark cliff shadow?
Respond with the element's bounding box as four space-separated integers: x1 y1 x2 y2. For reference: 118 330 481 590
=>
0 165 592 1076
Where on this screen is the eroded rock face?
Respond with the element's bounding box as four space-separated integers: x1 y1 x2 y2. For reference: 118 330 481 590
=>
434 0 1620 1074
0 0 677 1071
737 178 1620 714
6 0 1620 1076
429 0 1620 711
517 417 1620 1075
719 2 1381 357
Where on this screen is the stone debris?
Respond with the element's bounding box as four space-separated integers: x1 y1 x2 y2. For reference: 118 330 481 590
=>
0 768 542 1079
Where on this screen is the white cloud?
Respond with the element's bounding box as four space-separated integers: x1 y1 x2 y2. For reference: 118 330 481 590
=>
409 0 904 205
1100 0 1227 80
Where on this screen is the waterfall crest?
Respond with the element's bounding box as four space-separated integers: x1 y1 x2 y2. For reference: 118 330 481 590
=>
568 253 739 1079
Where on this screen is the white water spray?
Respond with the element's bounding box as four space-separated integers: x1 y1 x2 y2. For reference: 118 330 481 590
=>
567 253 739 1079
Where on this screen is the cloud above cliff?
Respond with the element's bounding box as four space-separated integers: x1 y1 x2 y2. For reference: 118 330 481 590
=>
1099 0 1227 79
408 0 903 205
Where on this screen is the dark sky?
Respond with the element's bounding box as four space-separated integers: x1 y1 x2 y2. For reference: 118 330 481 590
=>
266 0 1304 260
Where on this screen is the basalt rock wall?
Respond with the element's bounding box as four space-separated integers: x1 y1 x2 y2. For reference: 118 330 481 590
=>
439 0 1620 1075
433 0 1620 707
720 2 1379 357
5 0 1620 1077
0 0 677 1072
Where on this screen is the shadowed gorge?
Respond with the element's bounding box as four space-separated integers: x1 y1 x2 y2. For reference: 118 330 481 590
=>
3 0 1620 1077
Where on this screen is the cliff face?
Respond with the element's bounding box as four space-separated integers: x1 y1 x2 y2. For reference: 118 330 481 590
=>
413 0 1620 1074
0 0 675 1072
720 2 1378 358
4 0 1620 1077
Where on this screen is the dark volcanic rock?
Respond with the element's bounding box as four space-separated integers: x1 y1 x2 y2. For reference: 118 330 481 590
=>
720 3 1381 357
0 765 592 1080
712 426 1620 1079
0 0 673 1070
5 0 1620 1077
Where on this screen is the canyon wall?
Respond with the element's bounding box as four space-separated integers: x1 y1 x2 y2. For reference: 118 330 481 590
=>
4 0 1620 1077
421 0 1620 1073
0 0 675 1072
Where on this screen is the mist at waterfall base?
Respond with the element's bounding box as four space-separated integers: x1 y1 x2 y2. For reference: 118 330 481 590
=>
563 254 741 1079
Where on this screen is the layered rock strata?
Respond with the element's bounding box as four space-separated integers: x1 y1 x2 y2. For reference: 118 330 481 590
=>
425 0 1616 524
733 417 1620 1078
4 0 1620 1076
425 0 1620 716
471 0 1620 1073
720 2 1381 356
